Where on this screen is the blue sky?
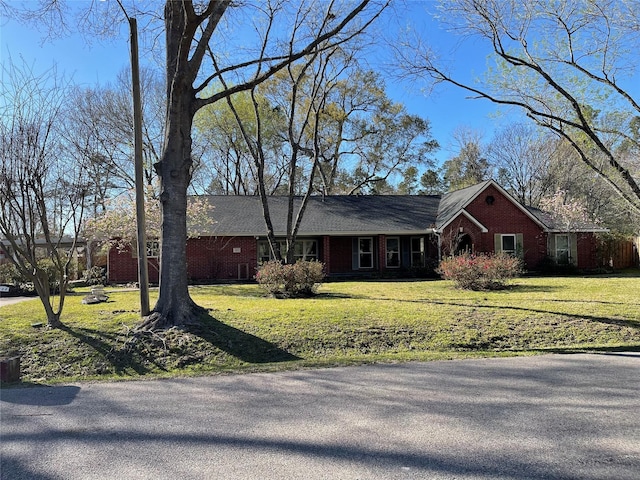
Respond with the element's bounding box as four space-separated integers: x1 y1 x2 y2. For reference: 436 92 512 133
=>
0 1 508 166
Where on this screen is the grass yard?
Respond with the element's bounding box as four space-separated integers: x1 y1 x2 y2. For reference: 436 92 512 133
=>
1 273 639 384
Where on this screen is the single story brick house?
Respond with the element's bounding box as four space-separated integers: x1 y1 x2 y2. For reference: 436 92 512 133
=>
107 180 607 283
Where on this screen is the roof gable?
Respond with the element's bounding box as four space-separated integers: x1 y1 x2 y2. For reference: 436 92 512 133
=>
435 180 492 230
436 180 548 231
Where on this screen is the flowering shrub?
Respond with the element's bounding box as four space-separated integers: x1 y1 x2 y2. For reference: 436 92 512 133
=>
438 252 522 290
255 260 325 298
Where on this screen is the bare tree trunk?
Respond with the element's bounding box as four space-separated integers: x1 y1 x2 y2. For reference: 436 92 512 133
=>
136 2 206 330
137 81 204 330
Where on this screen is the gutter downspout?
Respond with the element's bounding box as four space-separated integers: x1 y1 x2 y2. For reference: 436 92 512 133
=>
433 230 442 263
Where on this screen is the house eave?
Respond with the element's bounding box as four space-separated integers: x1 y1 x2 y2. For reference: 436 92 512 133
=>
545 228 610 234
434 209 489 234
202 229 436 238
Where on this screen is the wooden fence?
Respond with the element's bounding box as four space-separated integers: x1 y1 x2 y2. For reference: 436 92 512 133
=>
597 236 639 269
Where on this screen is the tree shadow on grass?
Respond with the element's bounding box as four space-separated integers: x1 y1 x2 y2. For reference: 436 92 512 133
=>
189 312 301 364
58 325 154 375
500 283 565 294
419 299 640 330
515 345 640 355
57 313 300 379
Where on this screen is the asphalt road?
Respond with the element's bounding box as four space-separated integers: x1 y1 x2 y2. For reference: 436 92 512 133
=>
1 353 639 480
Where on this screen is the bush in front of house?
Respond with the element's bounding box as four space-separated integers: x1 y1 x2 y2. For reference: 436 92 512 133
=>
0 258 61 293
83 266 107 286
256 260 325 298
438 252 522 290
0 262 21 285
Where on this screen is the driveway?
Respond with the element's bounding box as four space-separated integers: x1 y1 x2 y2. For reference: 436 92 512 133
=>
1 354 639 480
0 296 36 307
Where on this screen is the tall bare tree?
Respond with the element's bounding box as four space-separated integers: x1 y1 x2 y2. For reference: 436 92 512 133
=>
194 89 288 195
487 123 557 207
64 68 167 208
0 62 88 328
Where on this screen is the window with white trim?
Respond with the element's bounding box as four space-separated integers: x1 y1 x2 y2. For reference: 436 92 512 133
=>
501 234 516 256
359 237 373 269
258 239 318 263
146 240 160 258
258 241 274 263
555 234 570 265
386 237 400 268
294 240 318 261
411 237 425 267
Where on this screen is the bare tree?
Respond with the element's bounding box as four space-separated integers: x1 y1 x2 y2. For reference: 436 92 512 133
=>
398 0 640 213
220 46 336 264
193 89 288 195
487 123 557 207
64 67 167 206
0 61 88 328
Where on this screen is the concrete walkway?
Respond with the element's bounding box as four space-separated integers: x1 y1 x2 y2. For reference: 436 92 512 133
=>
1 353 639 480
0 296 36 307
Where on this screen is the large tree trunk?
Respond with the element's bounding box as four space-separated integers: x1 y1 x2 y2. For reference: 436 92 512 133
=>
138 85 204 330
136 2 204 331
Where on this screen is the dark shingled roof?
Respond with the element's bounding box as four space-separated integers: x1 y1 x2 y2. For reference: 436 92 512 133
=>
199 195 441 236
526 206 607 232
435 180 492 229
191 180 608 237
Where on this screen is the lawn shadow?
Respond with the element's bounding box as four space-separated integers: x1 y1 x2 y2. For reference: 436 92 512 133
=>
312 292 356 300
189 311 301 364
499 283 565 294
58 325 154 375
421 299 640 330
521 345 640 355
0 385 80 405
189 284 264 298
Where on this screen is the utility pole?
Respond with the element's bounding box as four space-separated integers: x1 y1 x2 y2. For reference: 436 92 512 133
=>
129 17 150 316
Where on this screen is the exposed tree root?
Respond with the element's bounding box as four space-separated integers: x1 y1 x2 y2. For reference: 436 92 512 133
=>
135 300 206 332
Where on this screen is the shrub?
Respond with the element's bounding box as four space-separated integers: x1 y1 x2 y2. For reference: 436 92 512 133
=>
256 260 325 298
0 258 64 294
83 266 107 286
438 252 522 290
0 262 21 284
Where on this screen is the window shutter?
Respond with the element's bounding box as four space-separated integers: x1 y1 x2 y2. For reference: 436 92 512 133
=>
401 238 411 267
549 235 556 262
570 233 578 265
516 233 524 258
352 238 359 270
494 234 501 253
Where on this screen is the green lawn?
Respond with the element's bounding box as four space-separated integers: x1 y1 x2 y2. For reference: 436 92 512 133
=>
1 273 639 383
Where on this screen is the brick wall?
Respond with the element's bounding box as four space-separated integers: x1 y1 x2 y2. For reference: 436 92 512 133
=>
322 236 332 274
107 247 160 284
458 185 548 269
108 237 258 284
187 236 258 281
577 233 599 269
